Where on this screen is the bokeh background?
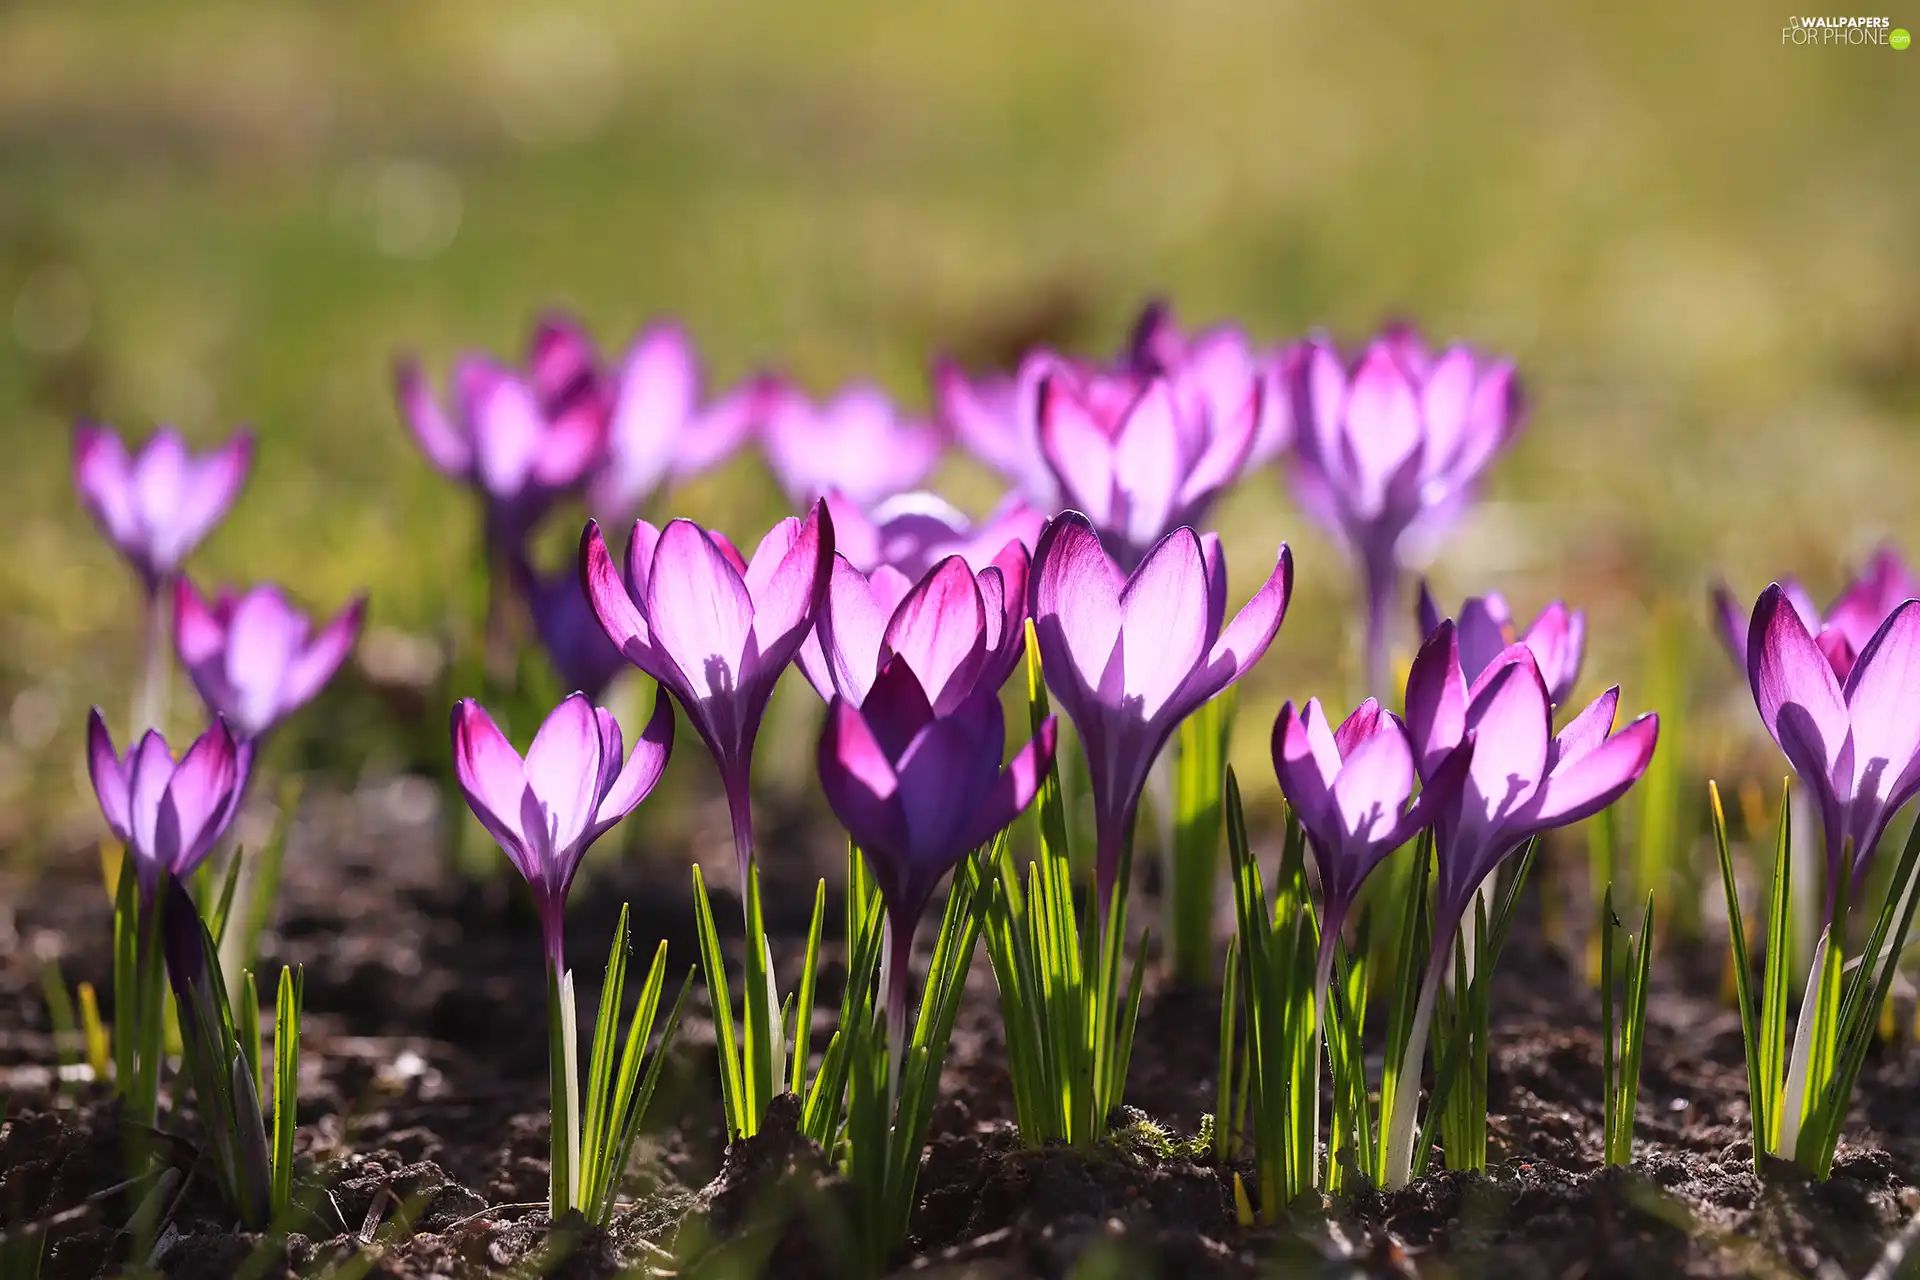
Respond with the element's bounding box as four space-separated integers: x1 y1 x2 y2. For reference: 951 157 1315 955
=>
2 0 1918 869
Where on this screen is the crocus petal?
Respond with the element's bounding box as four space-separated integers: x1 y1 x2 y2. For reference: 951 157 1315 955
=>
1748 582 1848 798
1709 582 1749 667
1529 714 1660 827
800 555 892 704
173 576 227 666
1114 528 1211 719
817 695 910 859
593 688 675 836
742 502 834 682
171 431 253 563
593 324 697 515
450 699 536 880
1199 543 1294 690
282 596 366 713
87 709 132 842
579 520 654 664
1108 382 1183 553
955 713 1059 856
126 731 178 876
1405 621 1467 776
881 557 988 715
523 693 605 866
1271 699 1340 839
1029 513 1125 714
1456 596 1515 685
1330 719 1416 845
73 424 141 551
1038 380 1119 526
645 520 755 701
159 719 241 877
1842 601 1920 810
394 361 472 476
1551 686 1620 767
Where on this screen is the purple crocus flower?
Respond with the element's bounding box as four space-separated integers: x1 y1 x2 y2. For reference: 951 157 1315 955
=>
822 489 1046 579
87 709 250 901
1289 325 1524 694
579 502 834 883
451 691 673 967
586 322 772 520
1404 622 1658 952
395 314 609 546
1126 301 1292 469
1037 364 1260 573
1271 697 1469 991
759 382 945 508
1417 582 1585 708
1746 584 1920 908
817 656 1056 1057
796 540 1028 714
1029 511 1293 909
72 423 253 592
173 577 365 741
1713 547 1920 682
1385 623 1655 1187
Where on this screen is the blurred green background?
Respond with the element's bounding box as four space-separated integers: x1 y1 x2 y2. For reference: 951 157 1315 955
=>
2 0 1918 859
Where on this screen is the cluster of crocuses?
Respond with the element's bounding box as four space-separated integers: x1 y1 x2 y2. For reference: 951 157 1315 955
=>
70 420 364 1223
402 301 1665 1247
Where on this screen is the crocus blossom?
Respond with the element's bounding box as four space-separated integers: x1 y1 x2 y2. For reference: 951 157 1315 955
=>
395 314 609 545
1271 697 1467 984
796 541 1028 714
73 423 253 590
1126 301 1292 468
87 709 250 900
1745 584 1920 904
579 502 834 882
173 578 366 741
759 383 945 508
1383 624 1655 1188
1029 511 1293 908
1713 547 1920 682
1404 622 1658 948
586 322 771 520
823 489 1046 579
451 691 674 966
1417 583 1585 707
1037 365 1260 572
1289 325 1524 692
817 657 1056 1047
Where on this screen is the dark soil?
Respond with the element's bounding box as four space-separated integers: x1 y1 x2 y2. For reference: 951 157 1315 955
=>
4 782 1919 1278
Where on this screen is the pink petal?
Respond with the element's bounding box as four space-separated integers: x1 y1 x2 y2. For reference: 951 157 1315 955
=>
1108 381 1183 552
1747 583 1848 800
593 688 675 835
173 576 228 668
742 502 834 683
127 730 178 873
87 709 131 841
816 696 909 857
882 557 988 714
282 596 366 714
579 520 653 662
802 554 894 704
72 423 141 551
1842 600 1920 805
450 699 535 880
1405 620 1468 776
159 719 241 877
1198 542 1294 690
1038 379 1118 526
645 520 756 701
523 694 604 863
1117 527 1212 718
955 714 1058 857
1530 714 1659 827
